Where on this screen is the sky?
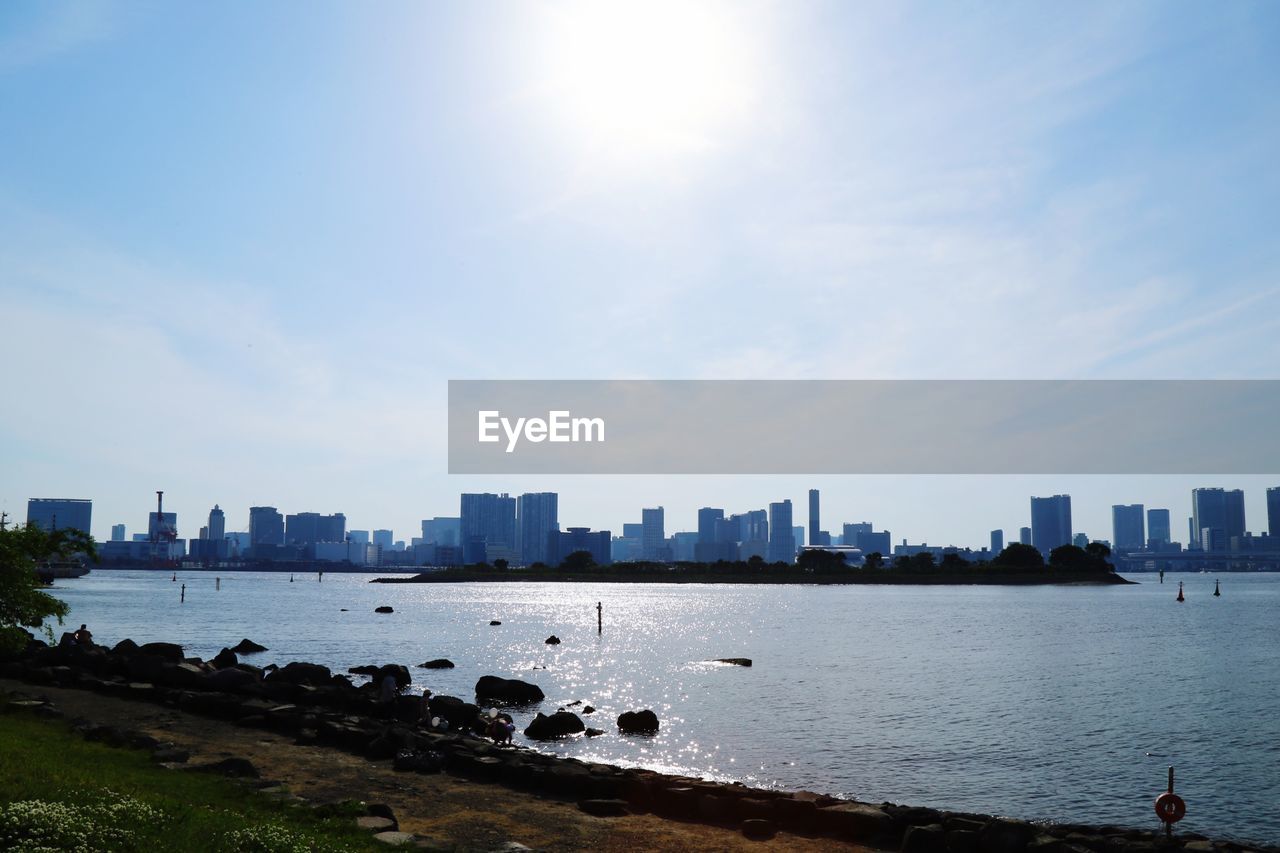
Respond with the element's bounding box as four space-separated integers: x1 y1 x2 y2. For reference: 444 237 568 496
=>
2 1 1279 547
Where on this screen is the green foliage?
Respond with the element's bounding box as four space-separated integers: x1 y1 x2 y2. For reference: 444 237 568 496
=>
863 552 885 570
0 524 96 653
1049 543 1114 573
992 542 1046 570
0 710 378 852
795 549 848 573
559 550 598 571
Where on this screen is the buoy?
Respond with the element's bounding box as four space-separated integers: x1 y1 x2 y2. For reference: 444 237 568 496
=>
171 572 176 582
1155 766 1186 839
1176 581 1184 602
1213 579 1220 597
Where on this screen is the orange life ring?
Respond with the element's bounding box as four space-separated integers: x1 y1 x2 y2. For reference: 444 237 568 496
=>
1154 793 1186 823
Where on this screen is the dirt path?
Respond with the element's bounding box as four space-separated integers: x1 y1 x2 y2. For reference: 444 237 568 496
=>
2 678 867 852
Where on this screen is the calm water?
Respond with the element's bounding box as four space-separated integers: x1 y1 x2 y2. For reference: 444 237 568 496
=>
47 571 1280 844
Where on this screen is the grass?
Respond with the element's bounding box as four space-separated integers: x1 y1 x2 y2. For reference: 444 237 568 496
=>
0 707 383 853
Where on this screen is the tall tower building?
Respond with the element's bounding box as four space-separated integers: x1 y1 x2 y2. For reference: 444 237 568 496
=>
111 523 126 541
641 507 665 560
990 529 1004 554
248 506 284 546
768 500 795 563
1191 488 1245 550
208 505 226 541
460 493 517 553
1267 487 1280 537
808 489 820 547
1146 509 1171 548
1030 495 1072 554
697 508 724 544
26 498 92 535
1111 504 1145 552
1019 526 1032 546
517 492 559 566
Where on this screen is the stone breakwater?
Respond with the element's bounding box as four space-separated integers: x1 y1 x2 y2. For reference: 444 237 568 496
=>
1 634 1272 853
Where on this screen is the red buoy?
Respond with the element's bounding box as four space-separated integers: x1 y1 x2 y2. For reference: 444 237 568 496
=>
1155 792 1186 824
1176 581 1184 602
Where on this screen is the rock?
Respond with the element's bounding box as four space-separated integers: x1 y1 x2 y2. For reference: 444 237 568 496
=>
579 798 629 817
348 665 381 676
489 620 501 626
714 658 753 666
393 750 445 773
949 830 981 853
137 642 184 661
585 728 604 737
545 635 561 645
211 648 238 669
111 638 140 656
617 709 660 734
475 675 545 704
418 658 455 669
357 816 397 833
742 818 778 840
151 746 190 764
375 606 394 614
583 705 595 714
904 824 949 853
524 711 585 740
366 803 397 824
372 831 415 846
231 639 268 654
980 820 1036 853
194 757 260 778
207 667 258 692
376 664 411 688
817 802 896 844
267 661 331 685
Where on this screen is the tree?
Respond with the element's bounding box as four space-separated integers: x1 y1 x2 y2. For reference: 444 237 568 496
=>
492 558 509 572
992 542 1045 571
0 524 95 654
1051 543 1115 573
796 549 848 573
863 551 884 570
559 550 597 572
939 552 971 572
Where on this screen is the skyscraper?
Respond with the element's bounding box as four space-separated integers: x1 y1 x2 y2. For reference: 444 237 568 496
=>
808 489 829 546
768 500 795 563
1268 487 1280 537
373 529 393 551
641 507 665 560
1147 509 1171 548
285 512 345 546
460 493 517 553
1030 495 1072 554
420 517 461 546
517 492 559 566
1111 504 1145 552
249 506 284 546
26 498 92 534
1191 488 1245 550
697 508 724 544
208 505 226 541
1019 526 1032 545
990 529 1004 554
111 523 126 542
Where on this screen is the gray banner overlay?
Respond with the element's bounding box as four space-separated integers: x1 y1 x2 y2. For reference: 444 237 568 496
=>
448 380 1280 474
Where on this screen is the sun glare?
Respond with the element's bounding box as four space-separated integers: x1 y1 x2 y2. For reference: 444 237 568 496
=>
536 0 757 160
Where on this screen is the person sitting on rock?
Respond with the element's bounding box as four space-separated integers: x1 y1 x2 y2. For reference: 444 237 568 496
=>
72 624 93 646
417 688 433 724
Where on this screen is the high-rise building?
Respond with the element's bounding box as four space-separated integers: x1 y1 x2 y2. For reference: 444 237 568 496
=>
768 500 795 563
697 508 724 544
843 522 872 545
641 507 666 560
373 529 393 551
26 498 92 535
248 506 284 546
285 512 346 546
793 525 806 548
1111 504 1145 552
990 529 1004 554
548 527 613 567
1072 532 1090 549
517 492 559 566
420 517 461 546
1147 509 1171 548
348 529 370 545
460 493 517 554
111 524 126 542
1267 487 1280 537
858 530 891 556
1019 526 1032 545
807 490 830 546
1030 495 1072 554
208 505 226 541
1191 488 1245 550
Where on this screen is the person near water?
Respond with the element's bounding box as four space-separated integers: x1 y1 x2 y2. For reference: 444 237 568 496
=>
72 624 93 645
418 688 433 723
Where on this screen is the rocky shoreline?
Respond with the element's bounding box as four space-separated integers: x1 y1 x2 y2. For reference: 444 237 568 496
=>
1 633 1266 852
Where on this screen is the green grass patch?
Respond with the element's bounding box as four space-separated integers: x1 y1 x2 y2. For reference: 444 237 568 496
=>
0 707 382 852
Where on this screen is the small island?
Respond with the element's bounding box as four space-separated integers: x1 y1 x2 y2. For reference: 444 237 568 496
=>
374 542 1133 585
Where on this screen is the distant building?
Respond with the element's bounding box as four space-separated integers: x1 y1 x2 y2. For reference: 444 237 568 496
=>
793 525 806 549
1019 526 1032 545
622 522 644 539
641 507 667 561
549 527 612 566
1072 532 1090 549
697 508 724 545
208 505 226 541
1267 487 1280 537
843 522 872 546
990 529 1004 554
1191 488 1245 551
610 536 642 562
1111 504 1145 552
285 512 346 546
695 507 736 561
249 506 284 546
1030 495 1072 554
347 529 370 545
1147 509 1171 548
420 517 461 546
373 529 393 552
517 492 559 566
26 498 92 535
461 493 516 555
767 500 794 563
807 489 830 546
857 530 891 557
111 524 126 542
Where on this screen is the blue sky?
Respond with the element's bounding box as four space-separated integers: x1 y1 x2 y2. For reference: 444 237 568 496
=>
2 1 1279 546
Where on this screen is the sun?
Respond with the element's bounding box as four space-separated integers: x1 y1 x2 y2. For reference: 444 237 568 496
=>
534 0 758 161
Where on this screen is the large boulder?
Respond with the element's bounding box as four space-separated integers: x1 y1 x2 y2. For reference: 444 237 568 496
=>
617 709 660 734
475 675 544 704
418 659 455 669
231 639 267 654
350 664 410 688
267 661 332 686
207 667 259 692
524 711 585 740
374 606 394 614
137 642 184 662
211 648 238 669
112 638 140 656
427 695 480 730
